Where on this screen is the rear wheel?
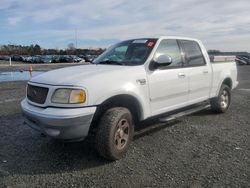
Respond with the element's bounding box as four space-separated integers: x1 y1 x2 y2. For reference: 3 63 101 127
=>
95 107 134 160
210 84 231 113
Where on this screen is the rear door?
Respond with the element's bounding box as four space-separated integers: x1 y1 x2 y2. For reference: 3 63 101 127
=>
178 40 212 103
147 39 189 116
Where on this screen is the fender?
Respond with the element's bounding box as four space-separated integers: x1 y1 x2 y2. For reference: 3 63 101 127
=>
216 71 232 96
94 89 151 120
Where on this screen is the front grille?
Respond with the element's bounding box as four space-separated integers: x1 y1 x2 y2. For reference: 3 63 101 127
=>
27 84 49 104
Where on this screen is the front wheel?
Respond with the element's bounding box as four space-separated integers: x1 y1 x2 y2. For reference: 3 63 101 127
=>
95 107 134 160
210 84 231 113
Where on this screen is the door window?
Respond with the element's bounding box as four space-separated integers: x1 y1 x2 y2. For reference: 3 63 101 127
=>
179 40 206 66
154 39 183 68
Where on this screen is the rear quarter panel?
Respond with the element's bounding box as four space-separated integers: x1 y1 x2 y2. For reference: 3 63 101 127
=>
210 62 238 97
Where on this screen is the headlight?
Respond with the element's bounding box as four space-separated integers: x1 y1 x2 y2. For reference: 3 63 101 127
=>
51 89 86 104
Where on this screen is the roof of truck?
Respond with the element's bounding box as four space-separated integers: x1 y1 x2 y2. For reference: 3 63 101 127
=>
158 36 200 42
127 36 202 43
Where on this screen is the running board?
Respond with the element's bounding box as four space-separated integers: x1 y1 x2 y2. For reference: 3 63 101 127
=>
159 104 211 122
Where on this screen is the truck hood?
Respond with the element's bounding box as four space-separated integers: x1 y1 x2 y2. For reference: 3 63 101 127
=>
30 64 137 85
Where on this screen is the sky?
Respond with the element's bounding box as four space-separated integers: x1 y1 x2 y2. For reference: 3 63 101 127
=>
0 0 250 51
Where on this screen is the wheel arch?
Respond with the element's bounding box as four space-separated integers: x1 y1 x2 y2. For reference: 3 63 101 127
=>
89 94 144 133
216 77 233 96
222 77 232 89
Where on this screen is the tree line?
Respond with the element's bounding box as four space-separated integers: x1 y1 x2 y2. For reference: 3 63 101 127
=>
0 43 105 56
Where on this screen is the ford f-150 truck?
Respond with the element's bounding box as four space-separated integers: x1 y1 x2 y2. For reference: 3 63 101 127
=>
21 36 238 160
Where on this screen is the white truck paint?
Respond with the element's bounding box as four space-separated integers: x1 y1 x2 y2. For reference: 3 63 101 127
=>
21 36 238 141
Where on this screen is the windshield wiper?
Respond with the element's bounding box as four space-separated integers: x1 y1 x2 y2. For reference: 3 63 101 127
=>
97 60 125 66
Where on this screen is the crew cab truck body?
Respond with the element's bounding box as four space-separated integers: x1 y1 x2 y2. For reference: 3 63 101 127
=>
21 36 238 160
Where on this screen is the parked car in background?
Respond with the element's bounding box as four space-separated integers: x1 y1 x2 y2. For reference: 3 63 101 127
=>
31 55 42 63
40 55 52 63
0 55 10 61
236 55 250 65
50 55 60 63
82 54 97 62
0 54 97 63
71 55 83 62
11 55 23 62
59 55 74 63
22 56 33 63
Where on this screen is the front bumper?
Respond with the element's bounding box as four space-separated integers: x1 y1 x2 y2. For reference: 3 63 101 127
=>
21 99 96 140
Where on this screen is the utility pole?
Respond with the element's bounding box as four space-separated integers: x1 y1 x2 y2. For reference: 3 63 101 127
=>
9 56 12 66
75 28 78 49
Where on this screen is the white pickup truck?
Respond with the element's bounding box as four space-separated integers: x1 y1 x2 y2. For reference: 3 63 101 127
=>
21 36 238 160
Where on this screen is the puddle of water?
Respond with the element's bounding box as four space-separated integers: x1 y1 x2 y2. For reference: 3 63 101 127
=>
0 71 44 82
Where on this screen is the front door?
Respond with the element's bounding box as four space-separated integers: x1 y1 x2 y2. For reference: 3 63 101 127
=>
147 39 189 116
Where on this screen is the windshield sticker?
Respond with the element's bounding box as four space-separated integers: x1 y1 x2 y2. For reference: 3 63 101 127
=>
132 40 148 44
147 41 155 47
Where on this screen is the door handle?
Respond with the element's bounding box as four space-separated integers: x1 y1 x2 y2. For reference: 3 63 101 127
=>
202 70 209 74
178 73 186 78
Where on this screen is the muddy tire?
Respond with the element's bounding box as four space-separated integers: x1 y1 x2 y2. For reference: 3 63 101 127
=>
210 84 231 113
95 107 134 160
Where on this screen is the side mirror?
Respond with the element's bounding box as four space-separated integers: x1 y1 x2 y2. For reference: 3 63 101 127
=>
154 54 172 66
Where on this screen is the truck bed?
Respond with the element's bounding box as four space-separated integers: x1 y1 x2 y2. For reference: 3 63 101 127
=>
209 55 236 63
210 61 238 98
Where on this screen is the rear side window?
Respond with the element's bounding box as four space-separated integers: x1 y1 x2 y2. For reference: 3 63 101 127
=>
154 39 183 67
179 40 206 66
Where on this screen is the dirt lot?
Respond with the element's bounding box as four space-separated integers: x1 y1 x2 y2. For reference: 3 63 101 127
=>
0 65 249 187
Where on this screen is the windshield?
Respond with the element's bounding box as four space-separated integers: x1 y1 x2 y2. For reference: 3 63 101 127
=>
93 38 157 66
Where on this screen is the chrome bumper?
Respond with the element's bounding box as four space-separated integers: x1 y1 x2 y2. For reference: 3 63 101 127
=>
21 99 96 140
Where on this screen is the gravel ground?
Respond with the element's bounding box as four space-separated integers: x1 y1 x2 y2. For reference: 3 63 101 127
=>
0 66 249 187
